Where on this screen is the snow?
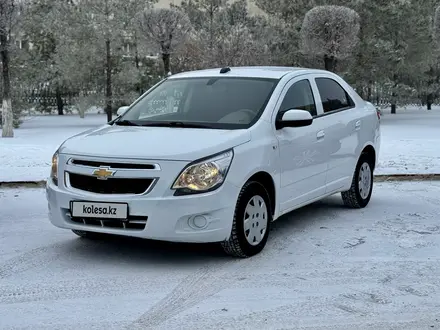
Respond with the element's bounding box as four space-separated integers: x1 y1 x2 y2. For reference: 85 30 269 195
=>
0 114 107 182
0 107 439 182
375 106 440 175
1 181 440 329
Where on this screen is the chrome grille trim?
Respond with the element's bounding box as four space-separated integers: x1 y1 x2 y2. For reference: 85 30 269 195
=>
64 172 158 196
67 157 161 171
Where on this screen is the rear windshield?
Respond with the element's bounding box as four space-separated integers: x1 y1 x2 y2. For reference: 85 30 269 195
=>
119 76 279 129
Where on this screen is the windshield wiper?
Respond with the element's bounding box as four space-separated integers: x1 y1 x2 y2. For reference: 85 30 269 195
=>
114 120 140 126
140 121 212 129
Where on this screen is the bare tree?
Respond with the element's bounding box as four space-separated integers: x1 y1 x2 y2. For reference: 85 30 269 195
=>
0 0 17 137
301 5 360 72
139 7 192 76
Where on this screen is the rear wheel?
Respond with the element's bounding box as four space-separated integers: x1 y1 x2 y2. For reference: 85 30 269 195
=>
341 153 374 208
221 181 272 258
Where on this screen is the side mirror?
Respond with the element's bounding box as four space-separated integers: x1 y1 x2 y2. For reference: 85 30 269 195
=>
117 106 130 116
276 109 313 130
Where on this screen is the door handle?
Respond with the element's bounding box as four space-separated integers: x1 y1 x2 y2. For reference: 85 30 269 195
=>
317 130 325 140
355 120 361 130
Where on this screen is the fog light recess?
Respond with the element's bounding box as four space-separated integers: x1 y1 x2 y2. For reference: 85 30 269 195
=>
189 215 208 229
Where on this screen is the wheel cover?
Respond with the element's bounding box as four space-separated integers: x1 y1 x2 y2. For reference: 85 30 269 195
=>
243 195 268 246
358 162 372 199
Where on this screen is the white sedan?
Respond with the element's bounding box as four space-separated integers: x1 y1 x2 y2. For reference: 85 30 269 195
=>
46 66 381 258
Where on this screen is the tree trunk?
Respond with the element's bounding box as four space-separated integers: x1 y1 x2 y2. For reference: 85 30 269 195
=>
367 81 372 102
427 93 433 110
134 44 140 70
391 102 396 114
1 32 13 138
133 35 143 95
358 86 365 99
162 53 171 76
391 76 397 114
133 32 140 70
324 54 336 72
105 39 112 122
209 4 214 52
56 86 64 115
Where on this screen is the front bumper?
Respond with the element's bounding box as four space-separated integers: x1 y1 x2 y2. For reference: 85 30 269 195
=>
46 179 237 243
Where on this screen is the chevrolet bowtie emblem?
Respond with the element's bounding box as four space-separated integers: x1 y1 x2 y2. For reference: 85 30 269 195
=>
92 167 115 180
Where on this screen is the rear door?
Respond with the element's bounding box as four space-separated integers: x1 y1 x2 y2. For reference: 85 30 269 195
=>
310 74 365 193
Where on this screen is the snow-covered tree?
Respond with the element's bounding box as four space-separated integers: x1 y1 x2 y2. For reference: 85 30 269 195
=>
178 0 226 53
370 0 431 113
22 0 69 115
3 0 439 118
301 5 360 72
254 0 318 66
208 2 261 67
50 0 158 121
175 0 268 68
433 5 440 47
139 7 192 76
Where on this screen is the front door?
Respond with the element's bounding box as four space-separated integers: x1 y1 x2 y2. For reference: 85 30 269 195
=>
274 78 328 214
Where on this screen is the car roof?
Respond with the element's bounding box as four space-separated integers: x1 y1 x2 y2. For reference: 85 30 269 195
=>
168 66 329 80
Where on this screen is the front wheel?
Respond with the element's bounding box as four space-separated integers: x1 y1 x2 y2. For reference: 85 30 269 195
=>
341 153 374 208
221 181 272 258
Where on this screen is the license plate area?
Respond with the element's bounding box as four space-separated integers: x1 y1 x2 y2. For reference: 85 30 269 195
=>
70 201 128 220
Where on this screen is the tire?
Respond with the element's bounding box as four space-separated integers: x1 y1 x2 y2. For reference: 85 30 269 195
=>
71 229 107 239
341 153 374 208
221 181 272 258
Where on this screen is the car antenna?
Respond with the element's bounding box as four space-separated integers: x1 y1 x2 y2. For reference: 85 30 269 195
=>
220 67 231 74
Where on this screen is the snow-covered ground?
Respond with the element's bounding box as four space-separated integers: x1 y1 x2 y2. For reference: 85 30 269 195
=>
0 107 439 182
1 181 440 329
0 114 107 182
376 106 440 175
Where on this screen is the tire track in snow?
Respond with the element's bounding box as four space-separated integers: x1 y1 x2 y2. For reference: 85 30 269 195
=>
0 276 176 304
0 239 99 280
129 261 239 329
129 209 339 329
0 242 67 280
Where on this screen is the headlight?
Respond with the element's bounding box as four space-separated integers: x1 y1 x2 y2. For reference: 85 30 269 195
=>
50 151 59 185
172 150 234 195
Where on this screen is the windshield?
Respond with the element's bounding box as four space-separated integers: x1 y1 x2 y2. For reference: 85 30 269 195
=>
118 76 279 129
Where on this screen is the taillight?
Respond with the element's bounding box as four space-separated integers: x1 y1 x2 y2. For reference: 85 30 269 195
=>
376 108 381 120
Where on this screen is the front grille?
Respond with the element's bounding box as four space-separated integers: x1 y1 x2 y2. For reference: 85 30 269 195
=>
70 215 147 230
71 159 156 170
69 173 154 194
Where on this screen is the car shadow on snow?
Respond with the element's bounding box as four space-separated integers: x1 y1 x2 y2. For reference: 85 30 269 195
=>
56 194 356 267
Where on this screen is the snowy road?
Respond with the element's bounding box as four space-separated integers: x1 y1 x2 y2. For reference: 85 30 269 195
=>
1 182 440 329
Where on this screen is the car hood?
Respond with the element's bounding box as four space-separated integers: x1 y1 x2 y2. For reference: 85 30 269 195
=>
59 124 251 161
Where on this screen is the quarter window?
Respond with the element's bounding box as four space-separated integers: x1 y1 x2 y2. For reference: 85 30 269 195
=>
315 78 354 113
279 79 317 117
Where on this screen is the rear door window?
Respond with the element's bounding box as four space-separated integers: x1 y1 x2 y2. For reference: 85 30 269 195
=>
315 78 354 113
